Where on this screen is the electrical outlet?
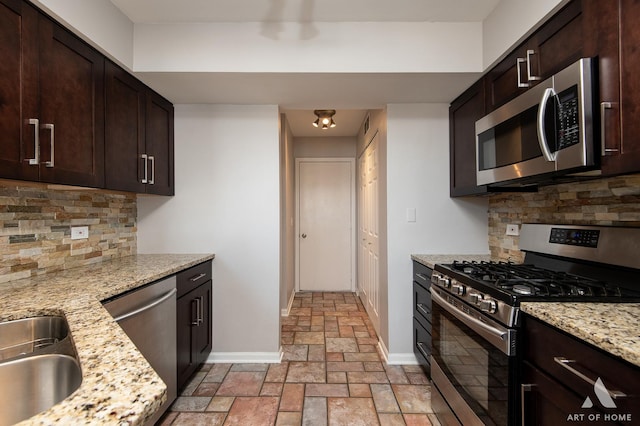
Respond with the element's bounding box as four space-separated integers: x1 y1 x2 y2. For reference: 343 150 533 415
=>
506 224 520 236
71 226 89 240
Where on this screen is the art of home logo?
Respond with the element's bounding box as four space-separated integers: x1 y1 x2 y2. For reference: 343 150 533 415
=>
566 377 632 423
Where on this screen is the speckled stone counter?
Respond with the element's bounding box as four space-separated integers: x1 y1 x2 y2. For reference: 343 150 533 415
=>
0 253 214 425
521 302 640 368
411 254 492 269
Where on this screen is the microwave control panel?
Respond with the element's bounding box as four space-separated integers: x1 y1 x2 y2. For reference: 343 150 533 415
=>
556 85 580 150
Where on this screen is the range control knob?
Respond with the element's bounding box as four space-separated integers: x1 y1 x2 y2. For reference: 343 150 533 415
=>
479 299 498 314
452 283 466 296
469 293 483 305
442 276 452 288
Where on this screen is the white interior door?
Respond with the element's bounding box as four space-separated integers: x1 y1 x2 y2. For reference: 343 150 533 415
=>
297 159 355 292
358 133 380 331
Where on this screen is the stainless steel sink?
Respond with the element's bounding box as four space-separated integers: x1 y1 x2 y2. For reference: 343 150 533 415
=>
0 316 82 426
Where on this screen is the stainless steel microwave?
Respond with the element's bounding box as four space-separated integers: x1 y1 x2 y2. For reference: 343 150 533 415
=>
476 58 596 186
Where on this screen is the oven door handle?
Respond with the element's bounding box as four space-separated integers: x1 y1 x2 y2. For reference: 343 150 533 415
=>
432 288 514 355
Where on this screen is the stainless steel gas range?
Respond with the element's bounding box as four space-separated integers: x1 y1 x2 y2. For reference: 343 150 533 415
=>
429 223 640 426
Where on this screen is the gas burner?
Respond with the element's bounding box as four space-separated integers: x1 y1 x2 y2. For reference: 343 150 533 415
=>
512 284 534 295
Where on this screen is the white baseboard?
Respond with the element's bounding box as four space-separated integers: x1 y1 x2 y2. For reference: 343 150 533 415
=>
207 350 283 364
386 352 420 365
377 340 420 365
377 339 389 363
281 290 296 317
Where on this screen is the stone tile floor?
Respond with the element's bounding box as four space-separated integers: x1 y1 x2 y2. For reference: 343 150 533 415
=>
157 292 438 425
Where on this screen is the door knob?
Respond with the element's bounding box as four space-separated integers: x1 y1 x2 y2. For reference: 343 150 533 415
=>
301 233 307 239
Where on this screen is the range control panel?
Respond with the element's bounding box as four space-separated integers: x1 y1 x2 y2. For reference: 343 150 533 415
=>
549 227 600 248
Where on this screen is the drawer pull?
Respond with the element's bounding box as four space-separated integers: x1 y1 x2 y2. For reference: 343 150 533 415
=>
190 273 207 282
553 357 627 403
416 273 429 281
417 342 430 361
417 303 430 317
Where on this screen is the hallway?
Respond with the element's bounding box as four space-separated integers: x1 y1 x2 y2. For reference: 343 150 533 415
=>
158 292 437 425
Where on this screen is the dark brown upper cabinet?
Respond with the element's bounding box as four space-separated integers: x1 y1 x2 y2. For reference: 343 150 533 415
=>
597 0 640 177
449 80 488 197
105 61 174 196
484 1 585 113
0 0 104 187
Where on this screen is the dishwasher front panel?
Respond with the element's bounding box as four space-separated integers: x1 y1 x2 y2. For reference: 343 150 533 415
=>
103 276 177 425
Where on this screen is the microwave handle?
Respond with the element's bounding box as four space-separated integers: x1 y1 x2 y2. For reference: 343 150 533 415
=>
537 87 557 162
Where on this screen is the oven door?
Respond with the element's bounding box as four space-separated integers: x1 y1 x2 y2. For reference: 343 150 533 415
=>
430 287 519 426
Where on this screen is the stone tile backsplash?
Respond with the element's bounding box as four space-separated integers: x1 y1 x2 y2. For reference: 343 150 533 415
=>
0 180 136 283
488 174 640 262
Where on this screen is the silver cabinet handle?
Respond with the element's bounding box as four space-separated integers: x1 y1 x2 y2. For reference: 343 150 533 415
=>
42 124 54 167
27 119 40 165
416 273 429 281
600 102 618 155
141 154 148 183
198 296 204 325
416 342 430 361
526 49 541 82
148 155 155 185
517 57 529 88
537 87 557 162
190 273 207 282
521 384 536 426
416 303 430 317
113 288 177 322
191 296 200 326
553 357 626 402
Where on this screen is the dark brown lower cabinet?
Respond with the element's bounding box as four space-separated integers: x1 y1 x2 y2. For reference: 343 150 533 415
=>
412 261 432 376
522 314 640 426
177 261 213 390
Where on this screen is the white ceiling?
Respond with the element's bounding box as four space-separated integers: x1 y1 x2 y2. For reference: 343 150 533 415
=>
110 0 500 136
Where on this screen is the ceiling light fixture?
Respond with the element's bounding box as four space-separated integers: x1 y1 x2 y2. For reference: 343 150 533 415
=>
312 109 337 129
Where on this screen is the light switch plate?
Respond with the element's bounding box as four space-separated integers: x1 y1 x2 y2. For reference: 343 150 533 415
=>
71 226 89 240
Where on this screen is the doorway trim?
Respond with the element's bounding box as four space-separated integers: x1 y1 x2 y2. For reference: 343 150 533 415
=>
294 157 356 293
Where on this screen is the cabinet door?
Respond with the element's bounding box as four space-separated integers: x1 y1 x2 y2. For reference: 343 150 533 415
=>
531 0 584 80
0 0 39 181
145 91 174 196
37 17 105 187
600 0 640 176
105 61 147 193
484 47 531 112
193 280 213 365
449 80 487 197
177 292 198 390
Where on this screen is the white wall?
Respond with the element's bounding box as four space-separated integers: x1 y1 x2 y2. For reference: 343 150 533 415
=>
137 104 282 360
31 0 134 69
483 0 566 69
385 104 489 361
294 137 357 158
133 22 483 73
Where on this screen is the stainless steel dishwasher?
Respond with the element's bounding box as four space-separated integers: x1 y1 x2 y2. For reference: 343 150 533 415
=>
103 276 177 425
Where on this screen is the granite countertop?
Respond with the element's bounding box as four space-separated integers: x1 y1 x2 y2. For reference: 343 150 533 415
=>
0 253 214 425
521 302 640 368
411 254 493 269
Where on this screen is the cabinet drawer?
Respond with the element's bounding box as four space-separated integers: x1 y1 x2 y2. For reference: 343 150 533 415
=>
413 318 431 370
413 261 432 287
524 315 640 416
413 281 431 332
177 260 212 298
